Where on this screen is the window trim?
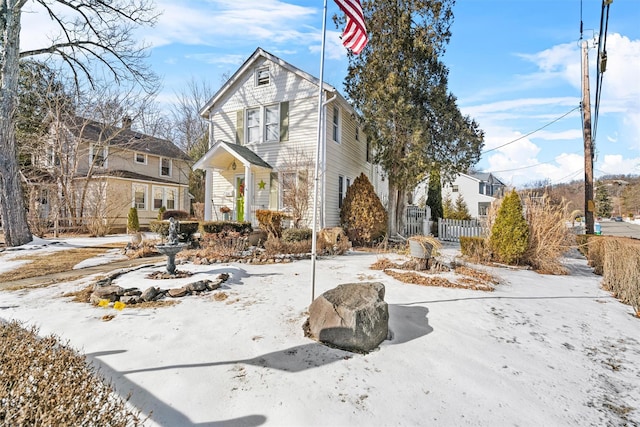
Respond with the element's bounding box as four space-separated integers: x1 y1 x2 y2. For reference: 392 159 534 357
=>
338 175 344 209
132 184 148 210
89 143 108 168
135 152 147 165
264 104 280 142
332 106 341 143
152 186 177 211
160 157 172 177
246 107 261 144
255 66 270 86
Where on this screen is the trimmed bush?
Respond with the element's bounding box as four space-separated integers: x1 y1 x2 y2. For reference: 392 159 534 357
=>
149 220 199 242
162 210 189 220
201 221 253 235
157 206 166 220
460 236 491 263
256 209 289 239
489 189 529 265
602 237 640 314
340 173 387 245
282 228 313 243
127 207 140 233
0 321 142 425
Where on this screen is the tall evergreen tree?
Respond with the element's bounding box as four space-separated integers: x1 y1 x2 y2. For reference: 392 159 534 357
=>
341 0 484 235
426 167 443 220
595 182 613 218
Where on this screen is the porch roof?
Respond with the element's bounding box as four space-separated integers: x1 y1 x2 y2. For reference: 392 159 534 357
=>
192 140 272 171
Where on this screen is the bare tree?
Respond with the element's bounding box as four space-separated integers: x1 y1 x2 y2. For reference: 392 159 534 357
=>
281 149 314 228
1 0 158 246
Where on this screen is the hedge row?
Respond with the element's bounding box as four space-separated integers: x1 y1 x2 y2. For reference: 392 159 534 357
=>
149 220 252 241
579 234 640 312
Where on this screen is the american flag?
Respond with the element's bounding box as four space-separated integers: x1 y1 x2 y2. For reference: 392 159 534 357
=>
334 0 368 54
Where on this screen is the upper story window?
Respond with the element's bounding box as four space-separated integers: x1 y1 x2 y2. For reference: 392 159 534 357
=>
89 144 107 168
452 185 459 193
246 108 260 144
135 152 147 165
264 104 280 142
332 106 341 143
255 67 270 86
160 157 172 177
245 104 280 144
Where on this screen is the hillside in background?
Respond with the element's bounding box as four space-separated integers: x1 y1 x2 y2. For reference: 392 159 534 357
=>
522 174 640 218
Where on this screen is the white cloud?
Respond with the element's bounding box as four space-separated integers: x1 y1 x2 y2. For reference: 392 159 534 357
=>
598 154 640 176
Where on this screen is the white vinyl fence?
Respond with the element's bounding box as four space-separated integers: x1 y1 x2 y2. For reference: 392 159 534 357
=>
438 218 488 242
404 206 431 237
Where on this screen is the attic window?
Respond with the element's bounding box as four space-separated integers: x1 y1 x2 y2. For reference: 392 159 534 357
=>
135 152 147 164
256 67 270 86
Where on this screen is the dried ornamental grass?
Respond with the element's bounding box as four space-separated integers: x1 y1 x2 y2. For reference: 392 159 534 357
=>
0 321 143 426
602 238 640 313
522 194 574 274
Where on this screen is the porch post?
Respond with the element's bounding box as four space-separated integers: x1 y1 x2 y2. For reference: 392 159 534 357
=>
204 168 213 220
244 164 251 224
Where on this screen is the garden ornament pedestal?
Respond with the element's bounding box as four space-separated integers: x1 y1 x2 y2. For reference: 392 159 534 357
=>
155 217 187 275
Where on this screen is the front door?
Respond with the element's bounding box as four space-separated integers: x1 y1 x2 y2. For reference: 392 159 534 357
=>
236 176 245 221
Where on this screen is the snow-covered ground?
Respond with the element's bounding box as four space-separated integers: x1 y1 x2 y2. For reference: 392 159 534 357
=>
1 238 639 426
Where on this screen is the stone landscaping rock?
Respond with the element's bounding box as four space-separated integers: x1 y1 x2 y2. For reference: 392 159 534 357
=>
304 282 389 353
90 285 124 303
186 280 208 292
168 287 188 298
141 286 160 302
120 295 142 305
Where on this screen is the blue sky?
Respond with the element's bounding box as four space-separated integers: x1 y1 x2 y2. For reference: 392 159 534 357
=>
21 0 640 187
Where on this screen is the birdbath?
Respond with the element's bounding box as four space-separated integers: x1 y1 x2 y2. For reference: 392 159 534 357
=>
155 217 188 275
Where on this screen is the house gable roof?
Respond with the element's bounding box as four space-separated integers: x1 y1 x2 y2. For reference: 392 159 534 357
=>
199 47 338 118
63 116 190 161
193 140 272 171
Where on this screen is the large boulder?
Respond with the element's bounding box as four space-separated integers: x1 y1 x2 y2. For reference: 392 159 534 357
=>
304 282 388 353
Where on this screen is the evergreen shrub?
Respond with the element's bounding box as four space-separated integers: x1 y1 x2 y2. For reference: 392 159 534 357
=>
201 221 252 235
282 228 313 243
340 173 387 245
127 207 140 233
162 210 189 220
489 189 529 265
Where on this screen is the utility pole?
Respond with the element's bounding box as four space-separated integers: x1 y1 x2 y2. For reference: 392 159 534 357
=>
582 40 595 234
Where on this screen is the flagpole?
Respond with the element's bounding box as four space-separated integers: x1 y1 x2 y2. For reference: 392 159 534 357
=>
310 0 329 303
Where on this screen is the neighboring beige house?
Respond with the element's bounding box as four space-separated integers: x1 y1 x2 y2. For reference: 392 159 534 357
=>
29 115 191 232
193 48 385 228
442 172 506 218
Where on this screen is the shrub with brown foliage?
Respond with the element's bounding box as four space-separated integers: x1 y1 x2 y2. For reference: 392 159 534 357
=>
264 237 311 256
521 194 573 274
601 237 640 314
340 173 387 245
0 321 143 426
460 236 491 263
256 210 290 239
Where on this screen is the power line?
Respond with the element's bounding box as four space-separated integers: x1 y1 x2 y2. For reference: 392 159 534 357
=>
593 0 612 143
485 150 582 174
481 105 581 155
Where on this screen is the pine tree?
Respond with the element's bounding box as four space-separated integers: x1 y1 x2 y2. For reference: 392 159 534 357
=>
442 194 454 219
453 194 472 220
595 183 613 218
426 168 443 220
490 190 529 265
127 207 140 233
341 0 484 235
340 173 388 245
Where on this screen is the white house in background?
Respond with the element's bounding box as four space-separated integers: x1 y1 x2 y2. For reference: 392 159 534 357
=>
442 172 506 218
193 47 385 228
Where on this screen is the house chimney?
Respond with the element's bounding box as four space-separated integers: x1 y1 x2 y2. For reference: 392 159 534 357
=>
122 116 132 130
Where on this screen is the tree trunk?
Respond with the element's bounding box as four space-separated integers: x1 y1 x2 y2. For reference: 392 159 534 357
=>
387 183 407 238
0 2 33 246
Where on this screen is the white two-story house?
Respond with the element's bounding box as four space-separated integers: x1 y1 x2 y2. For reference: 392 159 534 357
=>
442 172 506 218
193 48 385 228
